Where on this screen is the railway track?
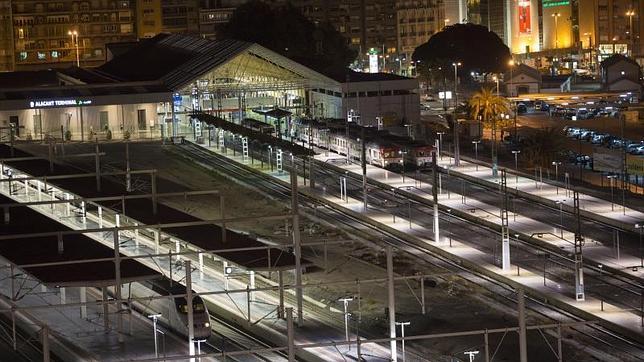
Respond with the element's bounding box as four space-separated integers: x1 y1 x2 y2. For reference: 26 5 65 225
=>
178 141 644 361
310 164 644 322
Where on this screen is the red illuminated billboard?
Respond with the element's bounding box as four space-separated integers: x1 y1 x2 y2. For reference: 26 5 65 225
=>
518 1 531 34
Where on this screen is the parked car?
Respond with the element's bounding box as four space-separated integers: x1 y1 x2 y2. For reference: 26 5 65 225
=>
632 145 644 155
576 109 591 120
627 142 644 153
517 103 528 114
579 130 595 141
567 128 584 138
591 133 609 144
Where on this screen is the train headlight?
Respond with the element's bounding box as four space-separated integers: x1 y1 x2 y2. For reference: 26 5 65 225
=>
204 322 210 328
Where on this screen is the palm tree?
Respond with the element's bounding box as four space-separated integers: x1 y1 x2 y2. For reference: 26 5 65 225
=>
469 87 510 175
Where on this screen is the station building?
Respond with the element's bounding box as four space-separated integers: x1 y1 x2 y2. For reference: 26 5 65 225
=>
0 33 420 142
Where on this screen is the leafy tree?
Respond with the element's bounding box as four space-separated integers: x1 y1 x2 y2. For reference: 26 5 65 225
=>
469 87 510 173
221 1 356 74
520 128 566 168
412 23 512 76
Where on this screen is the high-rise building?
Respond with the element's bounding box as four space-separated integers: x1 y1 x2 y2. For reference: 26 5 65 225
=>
465 0 540 55
541 0 575 50
396 0 444 73
296 0 400 56
480 0 507 44
509 0 540 54
136 0 162 38
578 0 643 61
0 1 12 72
3 0 138 71
296 0 444 72
443 0 466 25
160 0 199 34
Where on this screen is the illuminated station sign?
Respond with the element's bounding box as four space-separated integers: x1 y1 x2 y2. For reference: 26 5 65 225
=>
29 99 92 108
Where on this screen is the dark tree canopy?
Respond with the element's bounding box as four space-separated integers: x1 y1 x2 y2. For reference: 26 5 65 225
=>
221 0 356 74
412 23 511 74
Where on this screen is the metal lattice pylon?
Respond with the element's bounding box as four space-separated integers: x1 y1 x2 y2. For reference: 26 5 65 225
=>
501 169 511 271
276 149 283 173
242 137 249 162
573 191 585 301
218 129 225 151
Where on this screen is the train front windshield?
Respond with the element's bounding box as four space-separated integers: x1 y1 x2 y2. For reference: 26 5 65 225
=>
177 297 206 314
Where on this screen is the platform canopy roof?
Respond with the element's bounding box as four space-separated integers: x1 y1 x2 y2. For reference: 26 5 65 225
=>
94 33 340 93
0 195 159 288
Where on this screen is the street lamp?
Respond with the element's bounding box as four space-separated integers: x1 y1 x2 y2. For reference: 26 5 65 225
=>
338 297 353 342
552 161 562 194
636 223 643 268
436 132 445 160
627 10 636 55
472 140 481 171
607 174 618 211
68 30 80 67
552 13 561 49
512 150 521 188
395 321 411 362
148 313 163 358
493 75 499 96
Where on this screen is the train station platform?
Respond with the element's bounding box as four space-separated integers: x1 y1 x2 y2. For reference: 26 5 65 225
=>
0 144 300 272
0 143 391 361
313 153 644 278
434 154 644 231
0 186 208 361
184 136 644 346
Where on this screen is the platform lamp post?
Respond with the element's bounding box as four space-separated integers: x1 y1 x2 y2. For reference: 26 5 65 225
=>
436 132 445 160
552 161 562 194
399 150 407 183
395 321 411 362
636 223 643 267
338 297 353 343
67 30 80 67
148 313 162 358
607 174 618 211
472 140 481 171
512 150 521 188
452 61 461 166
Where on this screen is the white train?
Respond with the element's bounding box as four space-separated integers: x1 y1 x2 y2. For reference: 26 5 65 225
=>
132 278 212 340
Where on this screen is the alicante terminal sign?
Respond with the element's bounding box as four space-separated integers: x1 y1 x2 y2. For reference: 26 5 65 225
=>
29 99 92 108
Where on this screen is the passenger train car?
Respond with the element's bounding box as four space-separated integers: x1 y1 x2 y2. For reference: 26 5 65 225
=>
241 118 275 135
132 278 212 340
291 118 434 169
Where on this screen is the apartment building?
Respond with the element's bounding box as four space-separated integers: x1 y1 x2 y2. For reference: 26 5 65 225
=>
3 0 137 71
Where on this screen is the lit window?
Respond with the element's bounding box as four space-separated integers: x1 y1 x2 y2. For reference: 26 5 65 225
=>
37 52 46 60
51 51 58 58
18 28 24 39
19 52 27 61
